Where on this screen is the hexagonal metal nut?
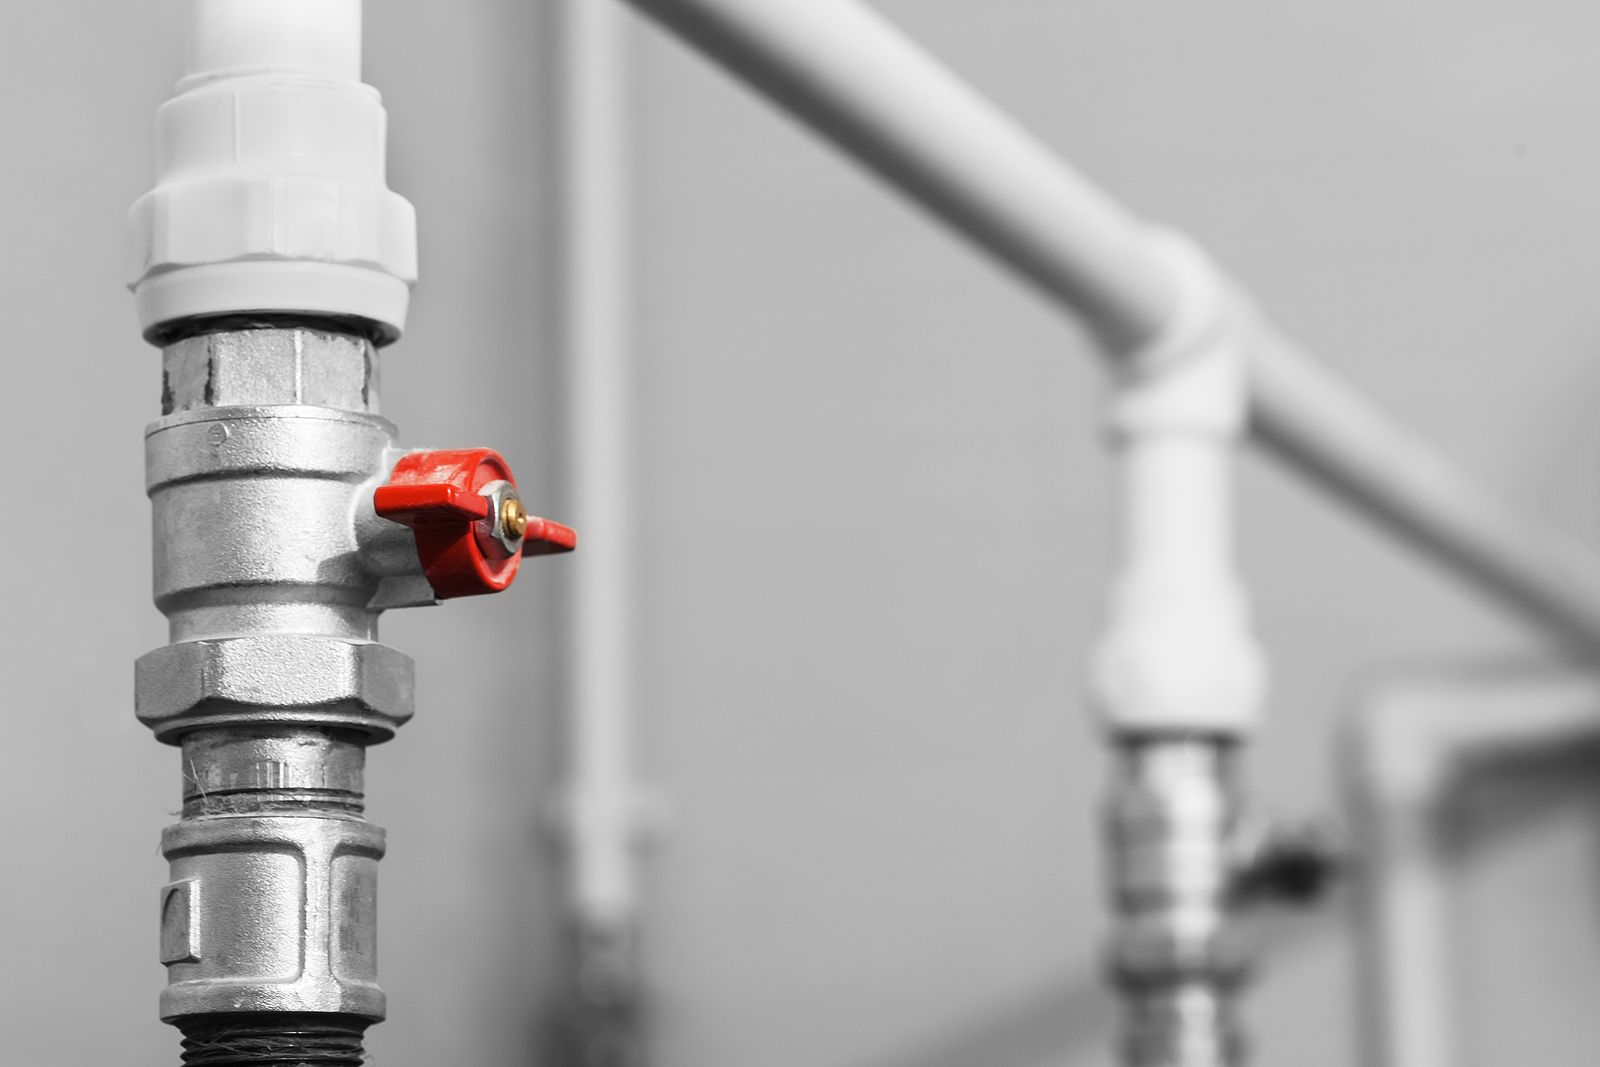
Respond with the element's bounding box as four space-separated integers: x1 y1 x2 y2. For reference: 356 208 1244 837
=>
136 635 415 743
161 328 375 415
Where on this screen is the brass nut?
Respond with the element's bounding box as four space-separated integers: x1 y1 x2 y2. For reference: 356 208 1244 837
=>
500 496 528 541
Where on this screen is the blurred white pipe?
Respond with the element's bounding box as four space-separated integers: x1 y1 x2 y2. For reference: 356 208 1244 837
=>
1247 326 1600 652
617 0 1600 654
1347 665 1600 1067
623 0 1169 353
1090 235 1266 1063
559 0 645 936
1092 233 1264 740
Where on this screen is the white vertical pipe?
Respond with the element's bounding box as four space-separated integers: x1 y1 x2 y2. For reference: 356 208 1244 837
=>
1349 667 1600 1067
1362 808 1460 1067
559 0 641 933
1092 234 1263 740
1121 441 1233 589
1350 702 1460 1067
186 0 362 84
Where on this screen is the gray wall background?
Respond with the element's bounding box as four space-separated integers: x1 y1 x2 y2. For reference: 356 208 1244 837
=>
3 2 1600 1064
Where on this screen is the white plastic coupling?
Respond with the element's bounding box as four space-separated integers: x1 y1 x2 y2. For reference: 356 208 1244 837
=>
1111 229 1247 436
1089 229 1265 737
128 0 417 343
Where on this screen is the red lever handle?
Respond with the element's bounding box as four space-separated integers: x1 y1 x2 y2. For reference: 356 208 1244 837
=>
374 448 575 599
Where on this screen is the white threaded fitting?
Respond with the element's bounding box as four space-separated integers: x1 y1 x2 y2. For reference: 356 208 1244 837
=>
129 0 417 342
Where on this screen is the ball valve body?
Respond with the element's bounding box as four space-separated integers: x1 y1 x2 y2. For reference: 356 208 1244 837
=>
137 327 573 1050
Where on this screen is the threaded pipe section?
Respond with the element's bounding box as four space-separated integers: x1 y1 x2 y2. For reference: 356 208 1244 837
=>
181 727 367 817
178 1014 367 1066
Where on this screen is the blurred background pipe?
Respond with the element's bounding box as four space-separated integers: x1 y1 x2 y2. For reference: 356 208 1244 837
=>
615 0 1600 655
1346 663 1600 1067
553 0 651 1062
1091 238 1263 1065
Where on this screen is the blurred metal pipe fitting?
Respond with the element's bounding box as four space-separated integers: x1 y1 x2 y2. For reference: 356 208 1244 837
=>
1106 737 1249 1067
1105 737 1343 1067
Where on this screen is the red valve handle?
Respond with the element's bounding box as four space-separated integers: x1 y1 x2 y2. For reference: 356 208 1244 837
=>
373 448 576 599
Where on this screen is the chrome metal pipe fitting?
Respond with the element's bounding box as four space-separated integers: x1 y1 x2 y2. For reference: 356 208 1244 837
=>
1106 737 1248 1067
140 326 415 1040
137 325 572 1057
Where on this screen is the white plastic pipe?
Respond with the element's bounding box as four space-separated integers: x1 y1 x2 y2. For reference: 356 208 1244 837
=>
1247 326 1600 648
559 0 645 934
1123 442 1232 582
1347 665 1600 1067
623 0 1169 353
186 0 361 85
618 0 1600 655
1091 235 1264 738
